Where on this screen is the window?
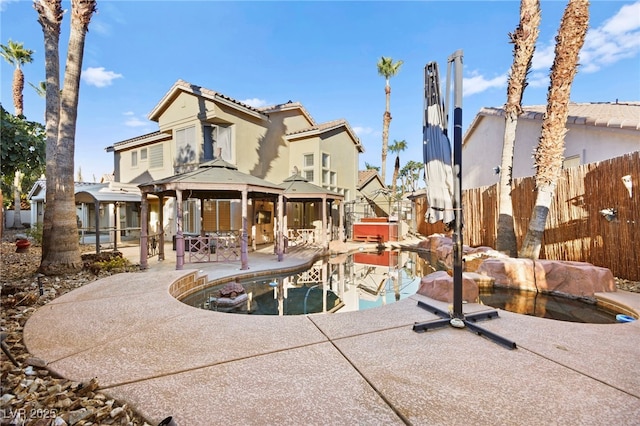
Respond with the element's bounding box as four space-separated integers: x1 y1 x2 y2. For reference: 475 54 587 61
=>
140 148 148 161
322 153 330 168
131 151 138 167
563 155 580 169
323 170 330 185
175 126 196 165
149 144 163 169
304 154 314 167
330 171 337 185
304 170 314 182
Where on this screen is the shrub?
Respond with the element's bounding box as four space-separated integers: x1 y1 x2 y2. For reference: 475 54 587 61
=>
25 222 43 245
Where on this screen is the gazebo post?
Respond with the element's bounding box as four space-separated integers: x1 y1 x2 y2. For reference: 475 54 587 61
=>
94 200 100 254
140 192 148 270
339 201 345 241
241 189 249 270
158 195 165 261
277 194 284 261
176 189 185 270
322 195 327 248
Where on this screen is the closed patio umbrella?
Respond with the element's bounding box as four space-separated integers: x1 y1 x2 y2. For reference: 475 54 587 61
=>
423 61 455 225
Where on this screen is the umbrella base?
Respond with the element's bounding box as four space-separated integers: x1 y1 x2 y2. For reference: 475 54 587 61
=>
412 300 517 350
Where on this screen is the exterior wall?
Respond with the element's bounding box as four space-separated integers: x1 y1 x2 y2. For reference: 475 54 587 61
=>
288 131 359 201
462 114 640 189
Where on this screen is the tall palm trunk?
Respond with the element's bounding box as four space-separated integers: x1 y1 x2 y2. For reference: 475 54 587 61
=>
39 0 96 273
497 0 540 257
12 171 23 228
381 83 391 183
35 0 63 268
12 68 25 116
519 0 589 259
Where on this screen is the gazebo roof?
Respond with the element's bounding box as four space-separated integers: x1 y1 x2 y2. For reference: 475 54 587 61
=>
139 158 284 198
279 173 344 200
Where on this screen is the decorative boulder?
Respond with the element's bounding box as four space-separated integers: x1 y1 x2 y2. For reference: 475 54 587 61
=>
219 281 245 299
417 270 479 303
476 258 616 298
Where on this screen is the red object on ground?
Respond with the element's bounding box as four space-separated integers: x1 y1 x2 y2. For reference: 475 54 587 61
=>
352 221 398 243
16 239 31 253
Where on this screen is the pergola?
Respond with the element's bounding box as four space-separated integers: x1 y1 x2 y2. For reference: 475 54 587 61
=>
279 173 345 246
138 158 285 270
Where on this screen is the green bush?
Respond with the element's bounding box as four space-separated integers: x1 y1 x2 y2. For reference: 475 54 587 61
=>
94 256 132 273
25 222 43 245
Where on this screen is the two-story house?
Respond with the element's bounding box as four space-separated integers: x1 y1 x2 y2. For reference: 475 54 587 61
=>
106 80 364 244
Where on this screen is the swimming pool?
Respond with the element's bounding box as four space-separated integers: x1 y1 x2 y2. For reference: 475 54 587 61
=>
181 249 619 323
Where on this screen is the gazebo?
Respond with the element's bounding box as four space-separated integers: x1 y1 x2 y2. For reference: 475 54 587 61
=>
138 158 285 270
279 173 345 247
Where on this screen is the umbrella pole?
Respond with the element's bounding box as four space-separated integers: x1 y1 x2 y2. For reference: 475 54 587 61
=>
413 50 516 350
450 50 464 318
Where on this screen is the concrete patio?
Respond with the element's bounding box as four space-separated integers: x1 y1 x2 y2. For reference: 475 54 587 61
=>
23 243 640 425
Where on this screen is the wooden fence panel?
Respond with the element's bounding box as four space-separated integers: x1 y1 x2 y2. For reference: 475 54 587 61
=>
416 152 639 280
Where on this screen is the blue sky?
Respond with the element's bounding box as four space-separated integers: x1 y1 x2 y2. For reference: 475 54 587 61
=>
1 0 639 184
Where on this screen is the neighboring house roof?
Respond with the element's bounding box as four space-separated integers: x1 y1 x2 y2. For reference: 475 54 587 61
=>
259 101 316 127
464 102 640 143
28 180 141 203
148 79 268 122
286 119 365 153
279 173 343 199
106 130 172 152
357 169 383 190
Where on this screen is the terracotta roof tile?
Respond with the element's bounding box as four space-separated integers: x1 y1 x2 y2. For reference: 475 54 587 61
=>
480 102 640 131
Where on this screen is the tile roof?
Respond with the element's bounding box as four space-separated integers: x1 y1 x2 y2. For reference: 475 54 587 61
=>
259 101 316 126
358 169 381 189
148 79 268 122
286 119 364 152
107 131 171 151
478 102 640 131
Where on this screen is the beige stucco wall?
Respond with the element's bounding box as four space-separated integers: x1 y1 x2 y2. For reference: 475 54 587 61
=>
288 129 359 201
462 114 640 189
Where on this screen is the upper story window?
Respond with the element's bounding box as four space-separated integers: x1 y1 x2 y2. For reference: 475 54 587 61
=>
303 153 314 183
175 126 196 168
131 151 138 168
322 153 330 168
204 124 234 163
304 154 314 167
140 148 148 161
149 144 163 169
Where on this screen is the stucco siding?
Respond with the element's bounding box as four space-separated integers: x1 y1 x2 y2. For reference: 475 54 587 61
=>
463 112 640 189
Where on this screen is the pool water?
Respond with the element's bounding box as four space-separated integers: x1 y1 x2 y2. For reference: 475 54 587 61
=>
181 249 619 323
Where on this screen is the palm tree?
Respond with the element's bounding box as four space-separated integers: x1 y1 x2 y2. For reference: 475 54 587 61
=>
0 40 34 117
519 0 589 259
389 139 407 196
35 0 63 270
496 0 541 257
2 40 34 228
377 56 403 184
365 162 380 171
37 0 96 273
29 81 47 98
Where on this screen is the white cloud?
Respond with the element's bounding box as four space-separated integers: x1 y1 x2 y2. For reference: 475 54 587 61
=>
82 67 123 87
463 72 507 96
531 1 640 75
124 116 148 128
241 98 268 108
0 0 18 12
123 111 135 116
352 126 374 136
579 1 640 73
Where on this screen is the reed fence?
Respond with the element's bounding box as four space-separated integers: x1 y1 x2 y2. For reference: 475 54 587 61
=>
418 151 639 280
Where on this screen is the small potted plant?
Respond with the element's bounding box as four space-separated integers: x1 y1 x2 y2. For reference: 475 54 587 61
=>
15 238 31 253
